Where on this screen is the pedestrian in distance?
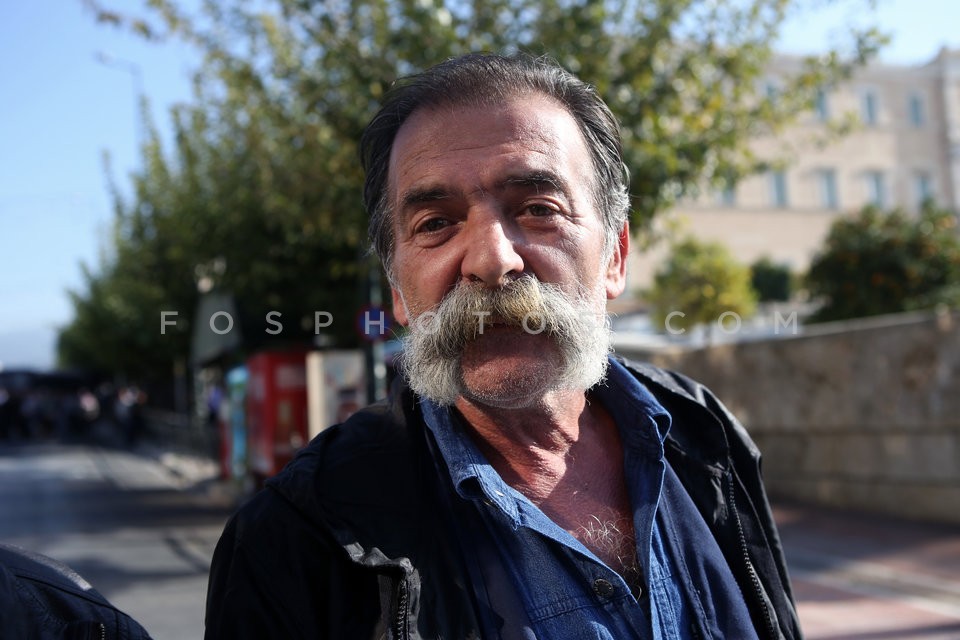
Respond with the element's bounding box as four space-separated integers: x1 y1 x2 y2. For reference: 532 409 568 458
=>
205 53 803 640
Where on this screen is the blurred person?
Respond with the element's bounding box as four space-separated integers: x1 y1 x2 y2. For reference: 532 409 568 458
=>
16 389 38 441
205 381 225 461
60 388 101 443
205 54 801 639
115 386 147 448
206 383 224 428
79 388 100 424
0 386 10 441
59 388 85 442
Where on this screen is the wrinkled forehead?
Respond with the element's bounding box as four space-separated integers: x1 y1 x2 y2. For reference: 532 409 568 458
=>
386 92 596 201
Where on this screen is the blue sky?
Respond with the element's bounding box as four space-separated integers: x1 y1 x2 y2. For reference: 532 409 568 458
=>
1 0 959 370
0 1 197 370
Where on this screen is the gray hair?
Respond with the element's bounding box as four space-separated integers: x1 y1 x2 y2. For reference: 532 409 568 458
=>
359 53 630 277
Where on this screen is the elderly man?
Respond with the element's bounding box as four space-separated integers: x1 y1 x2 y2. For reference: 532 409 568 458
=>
205 53 802 640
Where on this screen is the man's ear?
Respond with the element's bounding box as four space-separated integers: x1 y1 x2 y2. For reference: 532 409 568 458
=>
605 222 629 299
391 288 410 326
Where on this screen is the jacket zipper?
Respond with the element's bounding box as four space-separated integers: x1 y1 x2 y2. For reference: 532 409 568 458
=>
392 576 409 640
727 471 777 639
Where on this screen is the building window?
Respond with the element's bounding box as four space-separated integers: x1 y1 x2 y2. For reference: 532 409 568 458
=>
914 171 934 207
770 171 789 208
714 186 736 206
865 171 886 208
908 93 926 127
818 169 839 210
862 90 878 126
815 88 829 122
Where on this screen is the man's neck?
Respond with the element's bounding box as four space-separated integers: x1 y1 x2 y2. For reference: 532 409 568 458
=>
455 389 637 574
453 388 616 503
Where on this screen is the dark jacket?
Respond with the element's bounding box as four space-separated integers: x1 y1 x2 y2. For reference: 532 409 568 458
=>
205 359 803 639
0 542 152 640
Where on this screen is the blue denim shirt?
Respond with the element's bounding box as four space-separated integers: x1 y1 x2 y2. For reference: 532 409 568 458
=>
420 358 743 639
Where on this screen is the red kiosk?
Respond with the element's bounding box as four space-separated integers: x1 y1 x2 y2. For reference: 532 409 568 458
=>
246 350 309 483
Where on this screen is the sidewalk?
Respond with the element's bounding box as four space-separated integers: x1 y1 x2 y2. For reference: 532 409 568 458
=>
774 501 960 640
102 426 960 639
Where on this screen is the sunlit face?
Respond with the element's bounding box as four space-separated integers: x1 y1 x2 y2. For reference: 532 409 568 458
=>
387 93 628 407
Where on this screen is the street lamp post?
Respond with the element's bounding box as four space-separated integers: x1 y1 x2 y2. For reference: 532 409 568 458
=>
94 51 145 150
93 51 190 416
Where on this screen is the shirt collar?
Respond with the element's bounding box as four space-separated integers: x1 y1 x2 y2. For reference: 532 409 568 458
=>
419 355 672 517
592 357 672 453
421 398 523 524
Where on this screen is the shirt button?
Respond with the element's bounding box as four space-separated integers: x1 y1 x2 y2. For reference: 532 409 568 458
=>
592 578 615 598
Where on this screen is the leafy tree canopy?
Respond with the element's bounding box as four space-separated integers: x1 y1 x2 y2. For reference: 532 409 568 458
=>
647 236 758 334
806 203 960 322
62 0 885 381
751 256 793 302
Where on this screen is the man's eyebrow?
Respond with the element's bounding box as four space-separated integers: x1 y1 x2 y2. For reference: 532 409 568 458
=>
502 171 570 197
399 187 452 211
397 171 570 213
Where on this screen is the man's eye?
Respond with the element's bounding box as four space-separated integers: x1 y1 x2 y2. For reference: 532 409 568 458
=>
416 217 451 233
524 204 557 217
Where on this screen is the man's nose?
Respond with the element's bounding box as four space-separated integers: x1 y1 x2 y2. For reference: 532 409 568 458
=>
460 215 525 287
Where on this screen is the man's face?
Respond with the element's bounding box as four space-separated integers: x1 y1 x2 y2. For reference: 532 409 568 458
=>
386 93 628 407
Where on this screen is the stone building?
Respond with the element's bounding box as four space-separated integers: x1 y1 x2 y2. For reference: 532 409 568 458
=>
626 47 960 297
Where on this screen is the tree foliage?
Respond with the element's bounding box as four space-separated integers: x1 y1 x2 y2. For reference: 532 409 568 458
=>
751 256 793 302
62 0 884 381
647 236 758 334
806 204 960 322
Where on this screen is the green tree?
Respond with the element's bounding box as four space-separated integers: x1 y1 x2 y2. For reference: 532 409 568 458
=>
85 0 885 225
63 0 884 380
806 204 960 322
751 256 793 302
647 237 758 335
56 142 199 382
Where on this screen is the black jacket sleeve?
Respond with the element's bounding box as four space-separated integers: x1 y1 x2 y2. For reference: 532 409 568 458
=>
204 487 386 640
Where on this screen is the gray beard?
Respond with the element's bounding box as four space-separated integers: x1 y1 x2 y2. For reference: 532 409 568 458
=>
397 276 611 406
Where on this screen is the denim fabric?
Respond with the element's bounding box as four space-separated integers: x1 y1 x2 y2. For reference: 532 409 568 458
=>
421 358 702 639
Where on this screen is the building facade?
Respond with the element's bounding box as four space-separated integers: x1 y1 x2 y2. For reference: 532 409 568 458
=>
626 47 960 298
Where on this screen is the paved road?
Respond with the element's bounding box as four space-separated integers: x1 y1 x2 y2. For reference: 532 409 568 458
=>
0 442 234 640
3 441 960 639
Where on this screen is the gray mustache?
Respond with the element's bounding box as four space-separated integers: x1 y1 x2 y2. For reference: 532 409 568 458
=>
408 277 580 357
397 275 611 406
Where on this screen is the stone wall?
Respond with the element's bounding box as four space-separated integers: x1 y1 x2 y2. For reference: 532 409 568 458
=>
616 309 960 524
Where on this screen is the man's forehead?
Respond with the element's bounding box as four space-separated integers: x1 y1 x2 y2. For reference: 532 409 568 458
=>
387 93 588 192
398 91 573 137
